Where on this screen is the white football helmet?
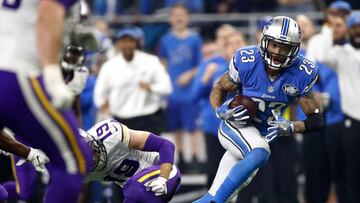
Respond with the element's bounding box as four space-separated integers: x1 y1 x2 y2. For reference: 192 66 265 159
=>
79 129 107 171
260 16 301 70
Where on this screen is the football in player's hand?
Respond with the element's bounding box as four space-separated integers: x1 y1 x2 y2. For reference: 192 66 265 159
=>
229 95 257 120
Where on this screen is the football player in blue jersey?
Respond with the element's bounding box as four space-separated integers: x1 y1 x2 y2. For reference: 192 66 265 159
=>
193 16 324 203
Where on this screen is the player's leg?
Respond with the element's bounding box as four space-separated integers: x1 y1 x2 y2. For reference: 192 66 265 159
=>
212 121 270 202
2 156 37 200
194 151 239 203
167 99 185 169
123 165 181 203
0 184 7 203
181 101 201 163
0 72 92 203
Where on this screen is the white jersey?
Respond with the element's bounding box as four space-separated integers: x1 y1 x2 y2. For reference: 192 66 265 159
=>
85 119 160 187
0 1 41 75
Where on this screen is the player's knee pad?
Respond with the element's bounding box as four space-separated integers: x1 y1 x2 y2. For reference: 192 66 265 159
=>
218 121 270 159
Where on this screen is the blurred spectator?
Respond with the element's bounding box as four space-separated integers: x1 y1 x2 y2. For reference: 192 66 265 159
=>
298 14 346 203
307 14 348 61
81 51 107 131
306 12 360 203
94 28 172 134
202 40 218 60
277 0 316 12
158 4 203 171
165 0 204 13
296 14 317 49
226 31 247 56
307 12 350 60
327 1 352 19
256 16 273 44
186 24 240 188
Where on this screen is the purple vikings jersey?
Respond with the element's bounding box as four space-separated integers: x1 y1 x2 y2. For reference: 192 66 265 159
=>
229 46 318 135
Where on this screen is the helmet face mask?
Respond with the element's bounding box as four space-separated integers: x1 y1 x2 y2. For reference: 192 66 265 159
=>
61 46 85 82
79 129 107 171
260 16 301 70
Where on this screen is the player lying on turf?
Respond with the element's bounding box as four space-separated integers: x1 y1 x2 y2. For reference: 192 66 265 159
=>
82 119 181 203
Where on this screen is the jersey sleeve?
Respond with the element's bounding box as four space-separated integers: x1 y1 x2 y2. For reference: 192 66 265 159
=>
229 54 240 83
299 59 319 97
89 119 131 146
109 120 130 146
228 46 257 85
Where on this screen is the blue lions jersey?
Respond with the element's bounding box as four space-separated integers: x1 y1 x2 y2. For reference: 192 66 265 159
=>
229 46 318 135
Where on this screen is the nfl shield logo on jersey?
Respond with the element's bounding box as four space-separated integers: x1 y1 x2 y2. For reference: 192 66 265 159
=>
282 84 299 96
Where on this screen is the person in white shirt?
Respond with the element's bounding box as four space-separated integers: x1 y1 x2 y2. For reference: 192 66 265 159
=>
307 12 360 203
94 28 172 134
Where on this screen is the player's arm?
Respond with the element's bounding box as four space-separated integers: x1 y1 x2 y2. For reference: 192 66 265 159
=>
37 1 74 109
0 131 29 158
210 71 238 110
294 92 324 133
37 1 65 66
127 130 174 180
0 130 49 172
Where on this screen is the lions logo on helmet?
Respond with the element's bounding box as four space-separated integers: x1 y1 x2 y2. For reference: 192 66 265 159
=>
79 129 107 171
260 16 301 70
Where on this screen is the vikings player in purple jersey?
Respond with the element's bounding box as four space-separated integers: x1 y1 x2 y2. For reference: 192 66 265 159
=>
1 45 89 202
83 119 181 203
0 1 92 202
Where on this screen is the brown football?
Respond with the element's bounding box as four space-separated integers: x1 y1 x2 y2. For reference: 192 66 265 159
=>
229 95 257 120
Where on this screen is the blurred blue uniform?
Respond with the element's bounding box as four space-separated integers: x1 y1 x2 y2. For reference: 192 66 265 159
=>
80 75 97 130
159 31 202 132
186 55 228 135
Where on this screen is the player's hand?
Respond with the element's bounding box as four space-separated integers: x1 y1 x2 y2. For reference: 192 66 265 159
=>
67 66 89 95
139 82 152 92
176 69 195 87
266 110 294 142
216 100 250 124
147 176 167 196
17 148 49 173
44 64 75 109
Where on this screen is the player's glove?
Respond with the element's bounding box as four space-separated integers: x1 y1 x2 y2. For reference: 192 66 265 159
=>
265 110 294 143
146 176 167 196
67 66 89 95
17 148 49 173
216 99 249 124
44 64 75 109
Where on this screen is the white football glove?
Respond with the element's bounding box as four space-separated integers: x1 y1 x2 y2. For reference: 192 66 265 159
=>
17 148 49 173
146 176 167 196
265 110 294 143
67 66 89 95
43 64 75 109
